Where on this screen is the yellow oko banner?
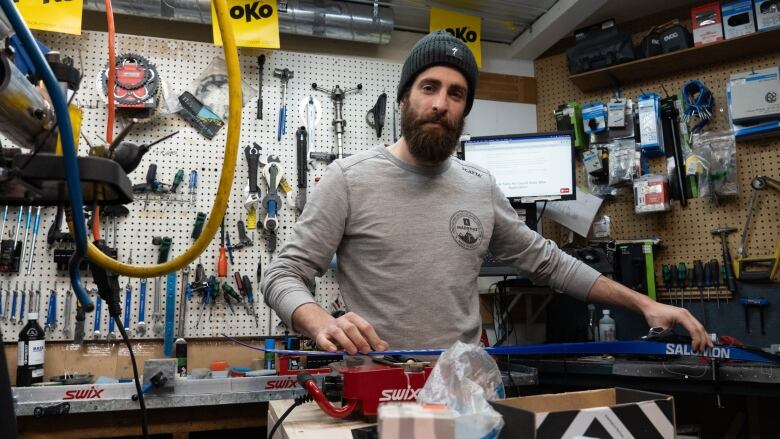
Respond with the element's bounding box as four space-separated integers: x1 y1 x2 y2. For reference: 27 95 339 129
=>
212 0 280 49
14 0 83 36
429 7 482 68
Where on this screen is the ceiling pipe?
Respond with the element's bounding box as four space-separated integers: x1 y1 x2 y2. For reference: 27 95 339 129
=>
83 0 394 44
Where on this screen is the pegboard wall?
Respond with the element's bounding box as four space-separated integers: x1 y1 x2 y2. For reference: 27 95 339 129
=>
0 30 402 343
535 24 780 276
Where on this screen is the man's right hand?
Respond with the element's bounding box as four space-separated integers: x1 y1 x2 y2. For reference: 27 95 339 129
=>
292 303 389 355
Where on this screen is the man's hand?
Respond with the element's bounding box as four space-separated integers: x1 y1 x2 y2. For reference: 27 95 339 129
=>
291 303 389 355
587 276 713 352
642 301 712 353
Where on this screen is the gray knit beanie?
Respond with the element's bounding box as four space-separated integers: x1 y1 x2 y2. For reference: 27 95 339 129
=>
397 30 479 115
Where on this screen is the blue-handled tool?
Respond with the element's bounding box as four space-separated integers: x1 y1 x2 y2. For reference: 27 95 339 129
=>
740 297 769 335
0 205 8 238
163 272 177 356
188 170 198 205
45 290 56 332
123 282 132 330
25 206 42 275
93 294 102 337
19 206 32 267
273 68 293 142
10 282 18 323
137 279 147 336
18 282 26 323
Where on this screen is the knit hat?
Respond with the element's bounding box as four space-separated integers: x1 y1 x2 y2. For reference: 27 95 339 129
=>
397 30 479 115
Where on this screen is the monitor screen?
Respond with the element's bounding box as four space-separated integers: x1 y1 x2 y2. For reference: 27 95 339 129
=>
461 132 576 204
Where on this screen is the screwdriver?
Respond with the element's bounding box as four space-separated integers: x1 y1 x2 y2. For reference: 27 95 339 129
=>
670 264 681 308
225 232 235 264
677 262 688 306
709 259 721 308
661 265 672 304
188 170 198 205
712 263 722 308
218 219 228 277
242 274 259 327
694 260 708 327
170 169 185 193
704 260 712 304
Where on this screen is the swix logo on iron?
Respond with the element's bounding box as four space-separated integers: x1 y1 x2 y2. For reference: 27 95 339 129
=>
63 386 104 400
265 378 297 390
379 387 422 402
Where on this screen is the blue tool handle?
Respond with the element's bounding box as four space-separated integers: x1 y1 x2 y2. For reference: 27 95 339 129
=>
246 291 254 305
32 207 41 234
11 292 17 320
277 105 286 142
108 309 115 333
46 293 56 326
24 206 32 230
740 297 769 306
19 292 26 320
123 285 132 329
93 296 102 333
139 280 147 322
163 272 177 356
186 283 192 302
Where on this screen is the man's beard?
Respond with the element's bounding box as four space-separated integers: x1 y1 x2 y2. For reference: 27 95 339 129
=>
401 105 465 164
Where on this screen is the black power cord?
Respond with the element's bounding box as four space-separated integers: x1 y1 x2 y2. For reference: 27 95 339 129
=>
114 314 149 438
90 239 148 438
267 394 313 438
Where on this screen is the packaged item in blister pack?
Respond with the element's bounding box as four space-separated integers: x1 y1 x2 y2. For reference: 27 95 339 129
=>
691 130 739 200
633 174 671 214
608 139 640 187
173 57 258 120
585 145 618 197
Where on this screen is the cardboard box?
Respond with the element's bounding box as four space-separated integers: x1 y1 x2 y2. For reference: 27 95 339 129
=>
722 0 757 38
728 66 780 124
691 2 724 45
490 387 675 439
754 0 780 31
378 403 456 439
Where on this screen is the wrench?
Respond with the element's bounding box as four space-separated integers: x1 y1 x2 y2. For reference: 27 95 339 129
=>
2 281 9 321
107 306 116 340
93 294 102 337
10 281 18 323
244 145 262 226
123 281 132 330
152 277 163 336
45 290 56 333
136 279 147 336
62 290 73 339
18 281 26 323
177 268 190 339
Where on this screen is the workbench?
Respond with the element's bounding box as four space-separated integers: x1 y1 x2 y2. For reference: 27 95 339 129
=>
268 399 375 439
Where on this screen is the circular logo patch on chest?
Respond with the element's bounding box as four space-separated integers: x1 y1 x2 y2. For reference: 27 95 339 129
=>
449 210 483 250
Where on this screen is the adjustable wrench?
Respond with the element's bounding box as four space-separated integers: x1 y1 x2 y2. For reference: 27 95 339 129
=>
244 145 261 229
262 157 284 232
136 279 147 336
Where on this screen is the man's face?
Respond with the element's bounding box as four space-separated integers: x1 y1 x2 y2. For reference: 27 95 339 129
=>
400 66 468 164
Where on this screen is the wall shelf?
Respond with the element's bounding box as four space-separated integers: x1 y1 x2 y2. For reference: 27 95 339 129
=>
569 27 780 92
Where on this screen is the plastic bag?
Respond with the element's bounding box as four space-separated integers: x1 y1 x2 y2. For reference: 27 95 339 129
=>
691 130 738 200
418 341 504 439
608 139 640 187
169 57 257 120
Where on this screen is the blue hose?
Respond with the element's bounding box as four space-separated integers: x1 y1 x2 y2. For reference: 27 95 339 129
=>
0 0 93 310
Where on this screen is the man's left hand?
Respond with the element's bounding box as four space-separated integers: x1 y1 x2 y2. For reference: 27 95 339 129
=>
642 301 712 353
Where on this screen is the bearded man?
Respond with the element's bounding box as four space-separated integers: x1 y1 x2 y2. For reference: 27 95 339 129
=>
261 30 710 354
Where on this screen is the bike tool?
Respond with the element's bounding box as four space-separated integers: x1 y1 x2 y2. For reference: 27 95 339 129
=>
273 67 294 142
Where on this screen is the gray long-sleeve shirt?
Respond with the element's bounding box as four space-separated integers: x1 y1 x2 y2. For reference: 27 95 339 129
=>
261 145 601 349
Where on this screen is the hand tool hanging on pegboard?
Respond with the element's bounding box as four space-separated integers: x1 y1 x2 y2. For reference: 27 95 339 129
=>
256 55 265 119
295 126 308 215
244 144 262 230
366 92 387 138
311 82 362 161
261 154 284 256
273 68 294 142
299 95 321 151
101 53 160 119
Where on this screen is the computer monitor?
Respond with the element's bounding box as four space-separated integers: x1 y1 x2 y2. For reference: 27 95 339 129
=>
461 131 576 207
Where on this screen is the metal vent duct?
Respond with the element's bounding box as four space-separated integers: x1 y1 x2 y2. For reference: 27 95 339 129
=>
83 0 394 44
